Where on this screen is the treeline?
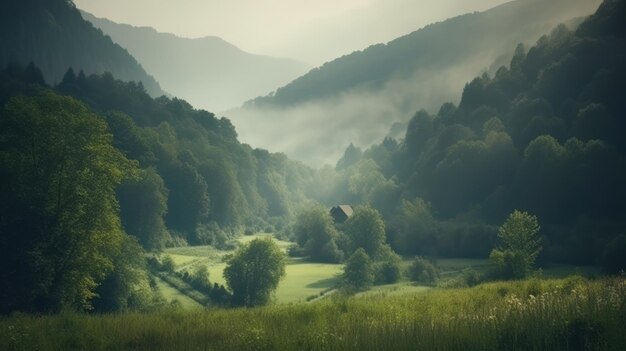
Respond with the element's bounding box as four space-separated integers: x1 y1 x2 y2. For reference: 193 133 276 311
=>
0 63 313 313
312 0 626 265
0 0 164 96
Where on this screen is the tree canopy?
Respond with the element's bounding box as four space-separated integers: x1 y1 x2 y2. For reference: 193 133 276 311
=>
0 91 138 312
223 238 286 307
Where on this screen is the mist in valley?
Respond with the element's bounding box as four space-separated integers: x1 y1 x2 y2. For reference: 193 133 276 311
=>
226 0 601 166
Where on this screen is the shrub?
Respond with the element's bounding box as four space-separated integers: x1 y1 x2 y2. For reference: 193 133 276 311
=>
409 256 439 284
489 249 528 279
342 249 373 290
373 260 402 285
462 269 483 287
161 255 176 272
288 244 306 257
373 248 403 284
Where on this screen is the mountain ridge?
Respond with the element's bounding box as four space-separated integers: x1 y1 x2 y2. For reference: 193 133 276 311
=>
0 0 166 97
228 0 601 167
81 11 310 112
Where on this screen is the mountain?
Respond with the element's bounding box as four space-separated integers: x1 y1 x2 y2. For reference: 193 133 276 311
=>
228 0 601 166
80 12 310 112
0 0 165 97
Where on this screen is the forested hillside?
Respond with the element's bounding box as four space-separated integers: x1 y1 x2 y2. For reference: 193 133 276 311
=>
0 0 164 97
0 63 313 313
321 0 626 265
229 0 601 166
81 12 309 111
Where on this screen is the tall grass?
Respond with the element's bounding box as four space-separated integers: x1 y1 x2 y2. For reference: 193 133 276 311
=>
1 277 624 350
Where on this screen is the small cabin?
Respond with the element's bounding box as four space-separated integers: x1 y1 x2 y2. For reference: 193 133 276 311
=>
330 205 353 223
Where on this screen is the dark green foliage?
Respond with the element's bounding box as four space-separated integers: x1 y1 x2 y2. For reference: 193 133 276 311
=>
373 253 403 285
58 65 313 246
0 91 137 313
117 168 169 251
92 236 154 312
342 249 374 290
409 257 439 285
489 250 529 280
599 234 626 274
224 239 286 307
160 255 176 273
161 162 210 243
316 0 626 264
0 0 164 96
294 206 344 263
344 206 387 259
490 211 542 280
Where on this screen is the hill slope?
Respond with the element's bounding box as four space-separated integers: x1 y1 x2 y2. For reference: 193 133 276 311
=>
0 0 165 97
81 12 310 112
229 0 601 166
323 0 626 263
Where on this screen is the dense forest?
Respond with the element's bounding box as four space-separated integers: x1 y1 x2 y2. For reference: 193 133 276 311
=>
315 0 626 265
0 0 164 96
0 62 317 312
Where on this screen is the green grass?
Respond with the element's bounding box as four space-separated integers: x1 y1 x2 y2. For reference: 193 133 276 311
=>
2 277 624 350
157 235 603 309
277 259 343 303
237 233 293 251
355 283 431 298
159 234 343 304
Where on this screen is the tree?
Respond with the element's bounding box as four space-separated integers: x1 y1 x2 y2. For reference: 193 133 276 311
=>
0 92 137 313
344 206 387 259
373 247 403 284
408 256 439 285
224 238 286 307
336 143 362 170
161 162 210 243
489 210 542 279
342 248 373 290
294 205 344 263
117 168 169 251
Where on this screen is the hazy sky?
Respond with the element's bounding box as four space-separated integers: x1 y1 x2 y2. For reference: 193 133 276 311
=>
74 0 509 65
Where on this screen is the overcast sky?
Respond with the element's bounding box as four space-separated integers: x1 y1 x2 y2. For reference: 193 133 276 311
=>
74 0 509 65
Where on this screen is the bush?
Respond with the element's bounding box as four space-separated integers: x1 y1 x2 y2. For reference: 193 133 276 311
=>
373 260 402 285
288 244 306 257
342 249 373 290
462 269 483 287
489 249 528 279
161 255 176 272
409 256 439 285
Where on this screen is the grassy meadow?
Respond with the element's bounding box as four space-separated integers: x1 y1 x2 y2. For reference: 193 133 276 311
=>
152 233 602 307
1 277 624 350
155 234 344 304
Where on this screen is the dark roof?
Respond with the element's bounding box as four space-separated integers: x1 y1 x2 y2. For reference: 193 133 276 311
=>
330 205 354 223
336 205 353 217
